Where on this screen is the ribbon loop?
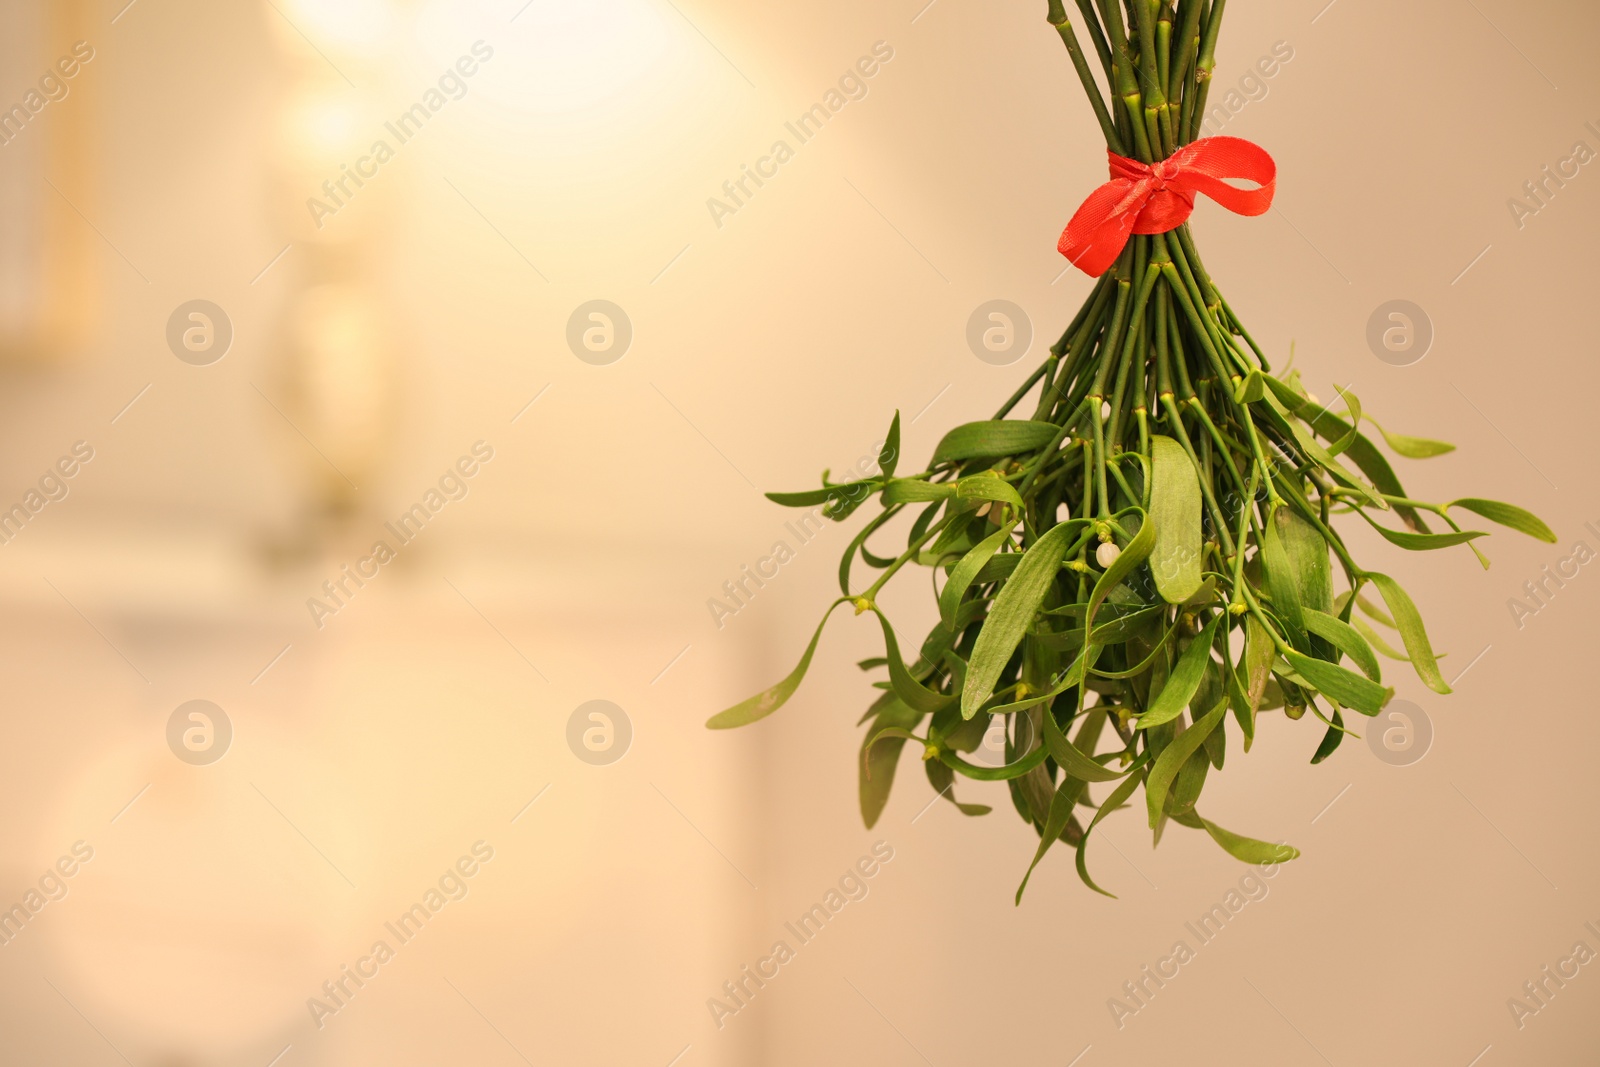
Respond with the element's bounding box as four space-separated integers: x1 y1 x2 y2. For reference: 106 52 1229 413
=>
1058 136 1276 277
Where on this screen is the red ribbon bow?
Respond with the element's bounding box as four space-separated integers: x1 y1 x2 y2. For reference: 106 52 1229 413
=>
1058 136 1277 277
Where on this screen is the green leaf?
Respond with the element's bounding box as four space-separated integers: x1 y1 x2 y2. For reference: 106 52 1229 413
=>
1365 571 1451 694
881 479 953 505
1325 388 1362 457
1075 763 1145 898
1448 498 1558 544
1234 369 1265 404
1280 507 1334 616
941 744 1051 782
925 759 992 817
1136 613 1223 729
1270 398 1384 508
931 421 1061 466
1303 608 1382 682
1173 746 1213 814
879 410 901 480
1189 814 1300 865
956 472 1025 511
1264 377 1431 531
1017 778 1080 904
1355 592 1397 628
961 521 1079 718
1260 507 1305 638
1311 707 1345 764
1223 667 1255 759
1359 518 1489 553
972 553 1024 586
1149 435 1204 604
707 599 848 728
1040 700 1128 783
1283 649 1393 714
1085 508 1157 632
1367 416 1455 459
867 607 956 715
1243 615 1274 713
1016 709 1106 904
766 480 877 508
1146 700 1226 828
1352 615 1410 661
1261 380 1394 515
938 525 1016 624
1085 603 1168 647
859 695 920 831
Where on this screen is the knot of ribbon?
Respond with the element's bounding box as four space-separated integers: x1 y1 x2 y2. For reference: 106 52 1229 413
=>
1058 136 1277 278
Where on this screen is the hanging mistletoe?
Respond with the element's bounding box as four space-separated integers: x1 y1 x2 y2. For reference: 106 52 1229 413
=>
706 0 1554 899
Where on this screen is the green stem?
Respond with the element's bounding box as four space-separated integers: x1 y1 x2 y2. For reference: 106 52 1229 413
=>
1187 0 1226 142
864 516 955 601
1049 2 1125 153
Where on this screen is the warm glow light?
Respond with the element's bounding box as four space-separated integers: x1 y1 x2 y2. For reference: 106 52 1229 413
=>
284 0 394 60
415 0 683 114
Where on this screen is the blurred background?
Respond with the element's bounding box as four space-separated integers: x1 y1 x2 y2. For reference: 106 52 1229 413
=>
0 0 1596 1063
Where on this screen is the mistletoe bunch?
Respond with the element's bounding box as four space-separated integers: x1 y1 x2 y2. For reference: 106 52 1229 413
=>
707 0 1553 899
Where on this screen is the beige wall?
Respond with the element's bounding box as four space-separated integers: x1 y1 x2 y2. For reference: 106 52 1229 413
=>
0 0 1595 1063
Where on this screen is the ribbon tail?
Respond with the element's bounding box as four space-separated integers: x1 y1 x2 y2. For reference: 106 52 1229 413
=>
1171 136 1277 216
1059 180 1142 278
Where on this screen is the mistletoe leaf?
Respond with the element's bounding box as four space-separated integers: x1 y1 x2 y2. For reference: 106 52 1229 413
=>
931 421 1060 466
1365 571 1451 694
1149 435 1204 604
707 599 850 728
961 520 1080 719
1137 612 1223 730
1447 498 1557 544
